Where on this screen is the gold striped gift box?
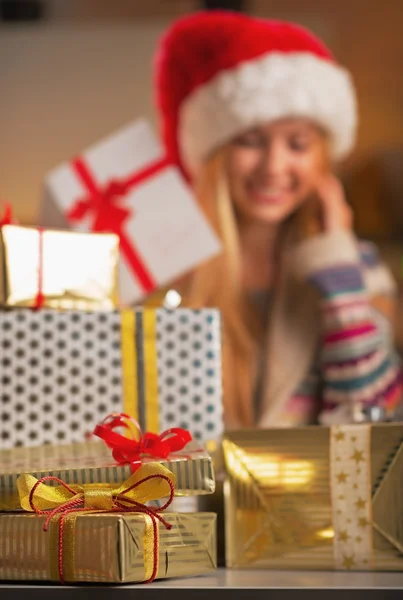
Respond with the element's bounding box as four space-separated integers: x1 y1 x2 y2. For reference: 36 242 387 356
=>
223 423 403 571
0 512 217 583
0 439 215 511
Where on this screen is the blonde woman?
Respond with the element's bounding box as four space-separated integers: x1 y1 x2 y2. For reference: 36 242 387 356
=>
152 10 402 429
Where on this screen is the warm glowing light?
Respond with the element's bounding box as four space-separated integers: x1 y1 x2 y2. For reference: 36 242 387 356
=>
223 442 315 488
316 528 334 540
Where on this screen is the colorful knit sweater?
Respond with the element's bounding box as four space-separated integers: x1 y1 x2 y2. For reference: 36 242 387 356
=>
256 230 402 428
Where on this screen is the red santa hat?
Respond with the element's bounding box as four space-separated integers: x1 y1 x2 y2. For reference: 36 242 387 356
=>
154 10 358 179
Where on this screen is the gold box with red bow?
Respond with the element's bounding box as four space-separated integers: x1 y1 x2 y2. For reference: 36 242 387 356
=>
0 223 119 309
223 424 403 571
0 464 217 583
0 437 216 511
41 119 221 306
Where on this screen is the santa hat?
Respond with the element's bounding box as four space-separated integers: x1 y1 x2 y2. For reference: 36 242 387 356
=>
154 10 358 179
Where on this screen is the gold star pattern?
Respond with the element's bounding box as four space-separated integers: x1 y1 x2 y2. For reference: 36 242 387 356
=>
351 449 364 463
358 517 369 528
331 426 372 570
336 471 348 483
339 530 349 542
355 497 366 510
342 554 356 569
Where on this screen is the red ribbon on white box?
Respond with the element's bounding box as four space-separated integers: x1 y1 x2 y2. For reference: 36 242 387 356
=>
66 156 172 295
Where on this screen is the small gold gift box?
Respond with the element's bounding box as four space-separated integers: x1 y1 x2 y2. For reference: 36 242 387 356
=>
0 224 119 310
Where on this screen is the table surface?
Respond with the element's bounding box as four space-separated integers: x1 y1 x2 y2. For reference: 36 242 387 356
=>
1 568 403 589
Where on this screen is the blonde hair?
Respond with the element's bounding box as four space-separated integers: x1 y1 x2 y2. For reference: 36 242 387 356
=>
179 132 332 428
180 149 263 428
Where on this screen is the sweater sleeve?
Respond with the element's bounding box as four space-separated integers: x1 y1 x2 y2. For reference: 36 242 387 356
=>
290 230 402 424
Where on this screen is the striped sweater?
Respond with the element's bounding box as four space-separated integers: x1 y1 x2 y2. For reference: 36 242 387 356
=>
257 230 402 428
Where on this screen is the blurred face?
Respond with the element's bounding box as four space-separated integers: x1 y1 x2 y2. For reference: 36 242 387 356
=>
225 118 329 224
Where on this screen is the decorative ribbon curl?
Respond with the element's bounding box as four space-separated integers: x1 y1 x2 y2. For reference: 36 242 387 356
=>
93 412 192 470
17 462 176 584
0 203 15 226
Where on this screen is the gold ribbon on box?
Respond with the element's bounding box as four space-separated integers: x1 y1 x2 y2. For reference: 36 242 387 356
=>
17 463 176 583
224 423 403 570
330 424 373 570
120 309 159 433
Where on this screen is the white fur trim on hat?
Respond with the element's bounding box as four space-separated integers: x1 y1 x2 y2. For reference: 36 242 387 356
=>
179 52 358 175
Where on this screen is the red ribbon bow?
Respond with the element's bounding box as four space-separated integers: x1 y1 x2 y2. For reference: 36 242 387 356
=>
66 156 171 295
93 412 192 470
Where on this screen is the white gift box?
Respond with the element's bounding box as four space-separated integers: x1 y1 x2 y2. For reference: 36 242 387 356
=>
40 120 221 305
0 308 223 448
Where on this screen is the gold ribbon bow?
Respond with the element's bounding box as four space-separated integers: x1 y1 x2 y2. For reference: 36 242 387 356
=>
17 463 176 583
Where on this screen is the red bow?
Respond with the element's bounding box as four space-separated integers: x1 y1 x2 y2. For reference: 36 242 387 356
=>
93 413 192 470
66 156 171 295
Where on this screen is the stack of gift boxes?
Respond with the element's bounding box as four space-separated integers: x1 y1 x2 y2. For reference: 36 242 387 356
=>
2 118 403 583
0 120 223 583
0 433 218 583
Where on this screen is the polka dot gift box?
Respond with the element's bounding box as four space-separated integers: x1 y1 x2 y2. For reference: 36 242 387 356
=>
0 308 223 449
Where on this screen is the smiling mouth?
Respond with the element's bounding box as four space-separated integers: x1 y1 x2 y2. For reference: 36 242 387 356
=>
249 187 292 205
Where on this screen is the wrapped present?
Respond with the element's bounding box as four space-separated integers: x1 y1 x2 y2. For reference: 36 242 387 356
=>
0 307 223 448
223 424 403 571
0 464 217 583
0 224 119 310
40 119 221 305
0 436 215 511
0 511 217 583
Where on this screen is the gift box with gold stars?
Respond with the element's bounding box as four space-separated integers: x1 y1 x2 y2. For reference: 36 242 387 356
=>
223 424 403 571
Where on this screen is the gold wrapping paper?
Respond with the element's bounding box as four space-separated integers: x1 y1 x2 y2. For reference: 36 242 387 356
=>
0 439 215 510
0 224 119 309
0 511 217 583
223 423 403 571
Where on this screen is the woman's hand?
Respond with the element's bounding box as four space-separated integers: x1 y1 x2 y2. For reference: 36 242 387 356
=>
294 174 354 240
316 174 353 232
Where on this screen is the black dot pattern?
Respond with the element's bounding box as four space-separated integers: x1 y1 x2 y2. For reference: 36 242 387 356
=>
156 309 223 443
0 310 123 448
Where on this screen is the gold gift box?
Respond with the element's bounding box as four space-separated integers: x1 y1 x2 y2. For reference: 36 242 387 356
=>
0 224 119 310
0 440 215 510
0 511 217 583
223 424 403 571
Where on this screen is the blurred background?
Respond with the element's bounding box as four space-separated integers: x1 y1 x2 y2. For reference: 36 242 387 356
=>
1 0 403 342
